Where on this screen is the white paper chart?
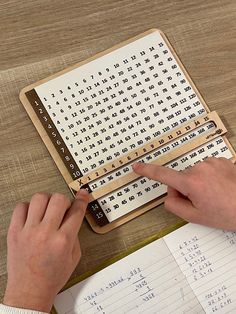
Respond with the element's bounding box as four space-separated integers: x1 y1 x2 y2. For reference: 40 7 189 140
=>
54 223 236 314
24 30 233 227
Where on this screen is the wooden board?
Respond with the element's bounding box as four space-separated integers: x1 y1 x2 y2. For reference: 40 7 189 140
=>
19 29 236 233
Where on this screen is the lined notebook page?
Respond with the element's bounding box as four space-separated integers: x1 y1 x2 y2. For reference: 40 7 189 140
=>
165 224 236 313
54 224 236 313
54 236 203 314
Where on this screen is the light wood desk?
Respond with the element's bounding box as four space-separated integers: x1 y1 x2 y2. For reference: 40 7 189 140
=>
0 0 236 301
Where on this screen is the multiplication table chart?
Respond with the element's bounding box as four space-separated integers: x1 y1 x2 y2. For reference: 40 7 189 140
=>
20 29 235 233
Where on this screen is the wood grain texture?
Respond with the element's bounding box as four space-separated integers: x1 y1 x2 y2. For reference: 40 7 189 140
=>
0 0 236 302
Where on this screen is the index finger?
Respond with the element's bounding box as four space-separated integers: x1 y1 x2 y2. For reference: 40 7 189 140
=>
60 189 89 240
132 162 188 195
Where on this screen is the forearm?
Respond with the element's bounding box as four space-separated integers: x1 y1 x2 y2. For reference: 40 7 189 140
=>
0 304 48 314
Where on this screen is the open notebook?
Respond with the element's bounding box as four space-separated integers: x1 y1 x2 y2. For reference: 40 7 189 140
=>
20 29 236 233
54 223 236 314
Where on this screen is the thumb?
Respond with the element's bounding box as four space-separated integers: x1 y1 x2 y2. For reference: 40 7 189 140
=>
164 194 201 223
61 189 89 238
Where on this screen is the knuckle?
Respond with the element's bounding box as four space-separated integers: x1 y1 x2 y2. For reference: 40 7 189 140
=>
204 157 223 167
53 193 71 206
184 173 200 189
151 165 162 180
35 227 50 242
164 198 172 211
205 157 216 163
74 241 82 260
189 214 202 225
218 157 231 165
195 160 209 169
7 225 18 243
185 173 194 185
218 157 227 161
75 199 87 212
153 167 159 177
77 250 82 260
14 201 27 210
190 160 210 174
33 192 50 201
188 174 206 194
56 233 70 250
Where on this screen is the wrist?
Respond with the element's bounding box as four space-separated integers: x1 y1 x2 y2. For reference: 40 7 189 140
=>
4 287 54 312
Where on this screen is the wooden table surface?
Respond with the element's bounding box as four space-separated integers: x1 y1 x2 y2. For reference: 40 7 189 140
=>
0 0 236 302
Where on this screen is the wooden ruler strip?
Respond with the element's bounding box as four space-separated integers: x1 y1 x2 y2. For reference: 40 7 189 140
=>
69 111 224 193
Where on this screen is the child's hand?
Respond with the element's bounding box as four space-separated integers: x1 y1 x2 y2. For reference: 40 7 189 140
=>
3 189 89 312
133 157 236 230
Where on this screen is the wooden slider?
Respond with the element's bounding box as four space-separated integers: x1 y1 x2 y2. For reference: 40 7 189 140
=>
69 111 221 192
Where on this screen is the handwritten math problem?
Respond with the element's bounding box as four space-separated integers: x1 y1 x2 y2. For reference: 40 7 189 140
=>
54 224 236 313
165 224 236 313
54 235 203 314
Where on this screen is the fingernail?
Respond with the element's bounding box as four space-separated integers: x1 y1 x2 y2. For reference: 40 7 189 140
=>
76 189 88 198
132 162 143 170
